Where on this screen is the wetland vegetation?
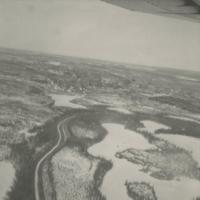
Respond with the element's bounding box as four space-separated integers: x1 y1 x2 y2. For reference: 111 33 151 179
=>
1 48 200 200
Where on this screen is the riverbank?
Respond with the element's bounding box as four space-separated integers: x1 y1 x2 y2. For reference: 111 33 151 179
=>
7 109 79 200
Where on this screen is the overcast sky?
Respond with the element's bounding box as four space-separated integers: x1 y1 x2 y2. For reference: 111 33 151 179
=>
0 0 200 71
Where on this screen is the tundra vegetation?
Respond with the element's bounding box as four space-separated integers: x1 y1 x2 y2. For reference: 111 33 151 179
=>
0 48 200 200
125 181 157 200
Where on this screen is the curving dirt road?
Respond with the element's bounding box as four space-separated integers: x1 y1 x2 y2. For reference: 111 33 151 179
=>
34 116 74 200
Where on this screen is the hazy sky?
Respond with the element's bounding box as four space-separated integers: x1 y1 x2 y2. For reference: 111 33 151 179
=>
0 0 200 71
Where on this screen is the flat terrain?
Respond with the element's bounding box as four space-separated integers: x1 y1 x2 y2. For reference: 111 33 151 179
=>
0 48 200 200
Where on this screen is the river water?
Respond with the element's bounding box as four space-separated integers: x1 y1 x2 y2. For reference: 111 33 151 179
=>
88 123 154 200
50 94 85 109
0 161 15 200
88 123 200 200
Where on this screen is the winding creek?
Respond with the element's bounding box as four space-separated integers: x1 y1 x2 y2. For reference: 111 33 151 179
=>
47 94 200 200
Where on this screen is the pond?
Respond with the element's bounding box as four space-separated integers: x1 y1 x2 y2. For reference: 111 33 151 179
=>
0 161 15 200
